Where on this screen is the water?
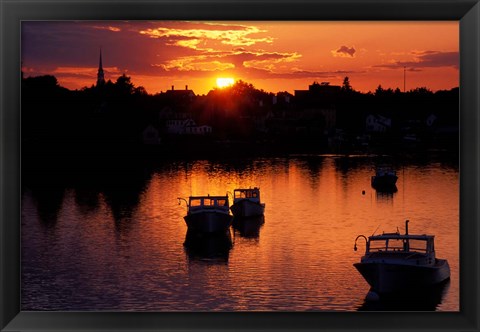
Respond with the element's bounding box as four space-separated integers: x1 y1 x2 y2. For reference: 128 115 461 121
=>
21 154 459 311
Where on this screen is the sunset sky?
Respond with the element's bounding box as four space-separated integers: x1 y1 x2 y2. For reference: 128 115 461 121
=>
21 21 459 95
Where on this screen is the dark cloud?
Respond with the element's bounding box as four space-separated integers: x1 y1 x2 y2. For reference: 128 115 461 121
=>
334 45 356 57
21 21 274 80
374 51 459 70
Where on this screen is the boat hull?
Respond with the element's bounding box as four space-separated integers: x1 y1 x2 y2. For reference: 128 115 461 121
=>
354 259 450 294
230 200 265 217
184 212 233 233
371 175 398 191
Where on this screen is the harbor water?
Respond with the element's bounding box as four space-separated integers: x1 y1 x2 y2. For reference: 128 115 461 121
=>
21 154 459 311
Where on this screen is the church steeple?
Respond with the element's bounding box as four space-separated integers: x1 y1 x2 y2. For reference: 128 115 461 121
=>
96 48 105 86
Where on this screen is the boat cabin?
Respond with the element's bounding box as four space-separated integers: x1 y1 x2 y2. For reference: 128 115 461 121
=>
366 234 435 255
375 168 396 177
188 196 229 213
361 233 437 266
233 188 261 202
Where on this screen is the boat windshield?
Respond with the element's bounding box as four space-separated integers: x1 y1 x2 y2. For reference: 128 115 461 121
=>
234 190 259 199
190 197 228 207
217 199 228 206
368 238 429 253
190 198 202 207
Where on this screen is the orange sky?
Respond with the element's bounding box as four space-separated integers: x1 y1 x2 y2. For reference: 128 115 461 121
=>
22 21 459 95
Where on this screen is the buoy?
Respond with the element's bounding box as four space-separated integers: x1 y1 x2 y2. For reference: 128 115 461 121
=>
365 290 380 301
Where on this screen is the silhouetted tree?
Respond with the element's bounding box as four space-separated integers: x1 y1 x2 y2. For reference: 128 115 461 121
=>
341 76 352 91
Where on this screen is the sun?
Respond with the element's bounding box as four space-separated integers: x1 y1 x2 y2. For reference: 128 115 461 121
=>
216 77 235 88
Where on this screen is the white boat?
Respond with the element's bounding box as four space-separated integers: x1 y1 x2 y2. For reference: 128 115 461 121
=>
353 220 450 294
230 187 265 217
178 195 233 233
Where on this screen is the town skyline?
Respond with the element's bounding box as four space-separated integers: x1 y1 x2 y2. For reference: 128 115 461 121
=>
22 21 459 95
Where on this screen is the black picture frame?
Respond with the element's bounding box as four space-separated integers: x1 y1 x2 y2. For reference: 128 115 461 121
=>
1 0 479 331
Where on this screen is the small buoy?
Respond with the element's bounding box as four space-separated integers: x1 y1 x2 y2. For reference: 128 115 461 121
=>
365 290 380 302
362 190 366 195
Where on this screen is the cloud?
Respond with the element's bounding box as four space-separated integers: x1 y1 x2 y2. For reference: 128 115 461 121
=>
21 21 369 92
139 23 273 48
156 49 301 76
374 50 459 70
92 25 121 32
332 45 356 58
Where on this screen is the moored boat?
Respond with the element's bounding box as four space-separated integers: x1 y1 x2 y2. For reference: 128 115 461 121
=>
371 166 398 191
353 220 450 295
230 187 265 217
178 195 233 233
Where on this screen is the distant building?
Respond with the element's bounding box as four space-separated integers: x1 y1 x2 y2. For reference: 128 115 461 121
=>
290 82 339 134
294 81 341 104
96 48 105 86
166 117 212 135
165 85 196 99
185 125 212 135
366 114 392 133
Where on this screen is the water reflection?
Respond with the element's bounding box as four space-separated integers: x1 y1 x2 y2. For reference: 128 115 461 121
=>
375 190 396 203
357 280 451 311
74 188 101 216
21 154 459 311
29 186 65 227
232 216 265 239
373 184 398 193
184 229 233 262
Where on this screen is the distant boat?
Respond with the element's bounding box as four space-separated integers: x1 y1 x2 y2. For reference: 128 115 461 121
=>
353 220 450 295
178 195 233 233
230 187 265 218
371 166 398 191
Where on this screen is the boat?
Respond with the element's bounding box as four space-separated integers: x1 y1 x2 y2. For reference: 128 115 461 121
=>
230 187 265 217
353 220 450 295
178 195 233 233
371 166 398 191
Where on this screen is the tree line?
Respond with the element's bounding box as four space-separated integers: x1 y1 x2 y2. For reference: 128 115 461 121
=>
21 74 459 155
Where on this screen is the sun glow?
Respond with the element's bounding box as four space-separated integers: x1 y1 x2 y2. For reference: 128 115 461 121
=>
216 77 235 88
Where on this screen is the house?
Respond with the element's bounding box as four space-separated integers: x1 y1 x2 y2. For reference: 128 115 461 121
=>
366 114 392 133
166 117 212 135
294 81 341 106
165 85 196 100
185 125 212 135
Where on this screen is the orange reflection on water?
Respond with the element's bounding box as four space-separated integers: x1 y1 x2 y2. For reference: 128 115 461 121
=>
22 156 459 311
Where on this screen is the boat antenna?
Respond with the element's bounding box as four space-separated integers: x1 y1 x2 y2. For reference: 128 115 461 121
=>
371 224 381 236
